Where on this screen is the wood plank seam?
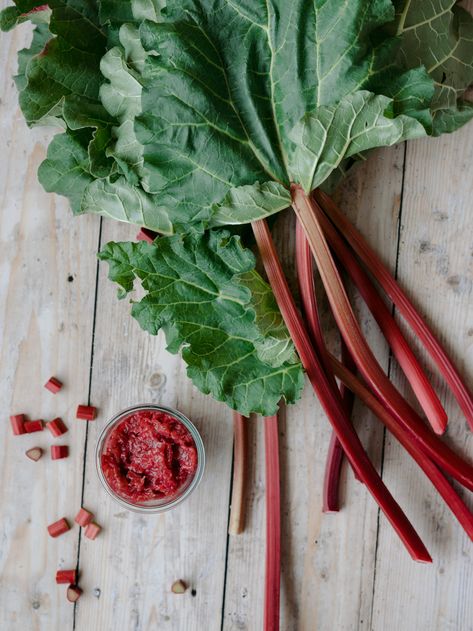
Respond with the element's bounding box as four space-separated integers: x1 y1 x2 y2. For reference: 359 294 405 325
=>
72 218 104 631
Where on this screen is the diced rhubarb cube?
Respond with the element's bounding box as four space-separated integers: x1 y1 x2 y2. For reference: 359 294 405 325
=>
47 517 70 538
84 522 101 540
46 417 68 438
75 507 94 527
76 405 97 420
51 445 69 460
56 569 77 584
10 414 26 435
44 377 63 394
24 420 43 433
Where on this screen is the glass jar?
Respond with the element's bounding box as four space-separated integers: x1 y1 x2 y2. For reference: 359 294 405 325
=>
96 404 205 513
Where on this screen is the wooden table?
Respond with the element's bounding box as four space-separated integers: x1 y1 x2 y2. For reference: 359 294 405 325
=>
1 13 473 631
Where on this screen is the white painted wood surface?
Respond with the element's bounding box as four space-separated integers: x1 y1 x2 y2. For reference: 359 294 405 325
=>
1 10 472 631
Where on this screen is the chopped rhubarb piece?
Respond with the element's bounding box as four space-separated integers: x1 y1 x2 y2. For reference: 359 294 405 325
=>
84 522 101 540
75 508 93 527
51 445 69 460
66 585 82 602
24 420 43 433
171 580 187 594
44 377 63 394
25 447 43 462
47 518 70 538
10 414 26 435
46 417 68 438
56 569 77 584
136 228 158 243
76 405 97 420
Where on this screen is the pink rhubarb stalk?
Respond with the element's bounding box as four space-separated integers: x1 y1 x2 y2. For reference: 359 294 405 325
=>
292 186 473 493
314 202 447 434
295 220 357 511
264 414 281 631
252 218 431 562
329 355 473 540
314 188 473 428
228 412 249 535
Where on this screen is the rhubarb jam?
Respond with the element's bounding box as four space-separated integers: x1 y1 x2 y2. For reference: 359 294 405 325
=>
100 407 200 505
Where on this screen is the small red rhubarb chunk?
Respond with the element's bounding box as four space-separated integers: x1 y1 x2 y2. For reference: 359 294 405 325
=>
66 585 82 602
24 420 43 433
76 405 97 420
75 507 94 527
44 377 63 394
10 414 26 435
46 417 68 438
25 447 43 462
136 228 158 243
56 569 77 584
84 522 101 540
51 445 69 460
47 518 70 538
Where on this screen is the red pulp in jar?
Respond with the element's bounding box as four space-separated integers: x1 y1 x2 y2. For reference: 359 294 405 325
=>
101 409 198 503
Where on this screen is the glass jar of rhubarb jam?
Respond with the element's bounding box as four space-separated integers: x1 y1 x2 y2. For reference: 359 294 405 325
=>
96 404 205 512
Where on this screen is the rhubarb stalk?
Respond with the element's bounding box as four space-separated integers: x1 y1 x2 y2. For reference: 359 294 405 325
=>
264 414 280 631
228 412 249 535
291 186 473 493
295 220 357 511
329 355 473 540
313 201 447 434
252 218 431 562
314 188 473 428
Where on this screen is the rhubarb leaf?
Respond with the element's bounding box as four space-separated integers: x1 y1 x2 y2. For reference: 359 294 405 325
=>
210 182 291 227
100 25 147 184
99 231 304 415
12 0 107 127
135 0 433 226
14 21 52 92
81 177 173 234
288 91 426 192
395 1 473 134
38 129 94 213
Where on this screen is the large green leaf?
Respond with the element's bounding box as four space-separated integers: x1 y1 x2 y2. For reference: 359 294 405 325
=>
99 231 304 415
288 90 426 192
81 176 173 233
135 0 433 225
38 129 95 213
16 1 108 127
395 1 473 134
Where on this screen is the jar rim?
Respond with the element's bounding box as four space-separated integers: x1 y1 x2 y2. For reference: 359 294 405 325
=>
95 403 205 513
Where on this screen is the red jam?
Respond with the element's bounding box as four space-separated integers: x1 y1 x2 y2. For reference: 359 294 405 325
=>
101 409 198 503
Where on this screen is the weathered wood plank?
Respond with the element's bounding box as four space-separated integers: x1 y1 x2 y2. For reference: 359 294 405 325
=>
223 146 406 630
74 219 234 631
371 130 473 630
0 22 100 631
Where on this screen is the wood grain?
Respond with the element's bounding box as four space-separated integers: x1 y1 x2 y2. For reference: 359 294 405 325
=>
0 22 100 631
371 129 473 631
1 5 473 631
74 218 234 631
